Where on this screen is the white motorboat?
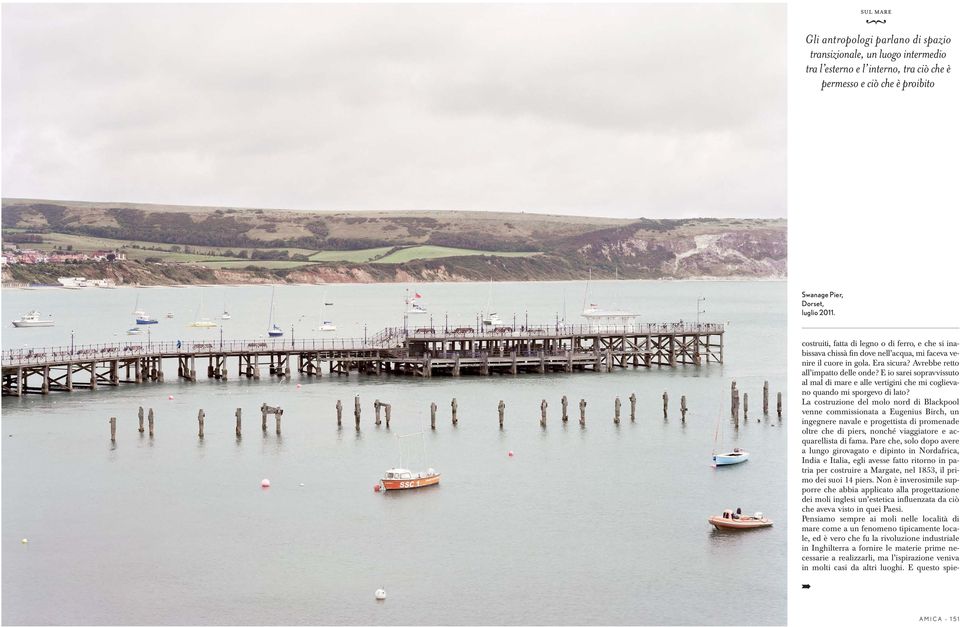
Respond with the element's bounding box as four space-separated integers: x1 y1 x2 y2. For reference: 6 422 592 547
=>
12 310 54 328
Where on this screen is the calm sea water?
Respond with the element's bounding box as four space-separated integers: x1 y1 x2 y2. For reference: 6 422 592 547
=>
2 280 786 625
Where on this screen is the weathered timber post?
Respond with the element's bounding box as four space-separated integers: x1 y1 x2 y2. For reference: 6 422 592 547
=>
540 399 548 428
384 404 392 428
629 393 637 421
561 395 569 422
354 395 361 431
374 399 382 426
777 392 782 418
763 381 770 415
430 402 437 430
148 408 155 437
663 391 669 419
336 400 343 428
261 403 268 431
743 393 749 419
680 395 688 421
198 409 205 439
579 398 587 426
138 406 145 433
109 416 117 442
614 396 621 424
731 380 738 417
451 398 458 425
276 409 282 435
498 400 505 429
235 408 242 438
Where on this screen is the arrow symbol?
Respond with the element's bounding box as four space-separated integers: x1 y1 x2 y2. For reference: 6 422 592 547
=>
801 584 811 589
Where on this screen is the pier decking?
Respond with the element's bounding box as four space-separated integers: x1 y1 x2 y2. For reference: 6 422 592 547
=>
2 322 723 396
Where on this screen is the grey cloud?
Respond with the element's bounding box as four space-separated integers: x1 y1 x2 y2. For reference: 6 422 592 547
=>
2 3 785 218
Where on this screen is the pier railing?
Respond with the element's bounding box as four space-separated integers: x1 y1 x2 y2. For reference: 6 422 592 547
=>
399 321 724 339
1 322 724 368
1 337 376 367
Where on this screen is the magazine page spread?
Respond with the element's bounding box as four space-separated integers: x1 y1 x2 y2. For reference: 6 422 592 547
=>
790 2 959 625
0 2 956 627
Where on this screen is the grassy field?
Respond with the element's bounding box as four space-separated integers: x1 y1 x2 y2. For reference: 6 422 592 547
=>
372 246 540 264
308 247 394 263
192 260 316 270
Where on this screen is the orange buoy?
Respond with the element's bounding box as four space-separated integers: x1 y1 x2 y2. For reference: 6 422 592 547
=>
373 484 382 492
167 395 174 400
261 478 271 488
508 451 514 457
296 384 302 389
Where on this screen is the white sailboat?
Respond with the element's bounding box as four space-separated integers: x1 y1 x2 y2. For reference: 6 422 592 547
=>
481 280 503 328
712 411 750 467
189 292 217 328
405 288 427 314
318 295 336 332
581 269 638 330
268 287 284 337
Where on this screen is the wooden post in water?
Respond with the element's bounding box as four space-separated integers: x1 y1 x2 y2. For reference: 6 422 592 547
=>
430 402 437 430
614 396 621 424
261 403 268 432
148 408 154 437
763 381 770 415
198 409 205 439
540 399 548 428
374 400 382 426
498 400 505 429
384 404 391 428
336 400 343 428
662 391 669 419
354 395 361 431
680 395 688 421
451 398 458 425
579 398 587 426
629 393 637 421
138 406 145 433
743 393 749 419
731 380 738 418
777 392 782 418
109 416 116 442
235 408 242 438
561 395 569 422
276 409 282 436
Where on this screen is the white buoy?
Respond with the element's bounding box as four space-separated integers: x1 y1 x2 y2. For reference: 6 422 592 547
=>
299 483 305 487
261 478 271 488
21 538 28 544
375 588 387 600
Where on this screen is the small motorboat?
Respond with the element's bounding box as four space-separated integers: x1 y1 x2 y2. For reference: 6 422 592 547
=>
221 311 231 320
165 312 175 319
126 327 143 335
713 448 750 466
189 318 217 328
380 467 441 491
12 310 55 328
709 509 773 530
136 313 159 325
319 321 336 332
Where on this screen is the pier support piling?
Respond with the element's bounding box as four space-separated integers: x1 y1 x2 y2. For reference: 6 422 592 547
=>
451 398 458 425
629 393 637 421
354 396 361 431
663 391 669 419
374 400 382 426
579 398 587 426
236 408 242 438
498 400 505 429
336 400 343 428
763 381 769 415
614 396 621 424
540 399 548 428
198 409 205 439
384 404 391 428
109 416 116 442
777 392 782 419
138 406 145 433
680 395 688 421
561 395 568 422
430 402 437 430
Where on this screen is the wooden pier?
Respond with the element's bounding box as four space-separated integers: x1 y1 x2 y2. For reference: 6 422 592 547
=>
2 322 723 396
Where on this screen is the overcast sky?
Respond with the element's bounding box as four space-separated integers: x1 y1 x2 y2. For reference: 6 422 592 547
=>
2 4 785 218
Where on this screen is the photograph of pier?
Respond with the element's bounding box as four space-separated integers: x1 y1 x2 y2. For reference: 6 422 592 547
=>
2 4 786 625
